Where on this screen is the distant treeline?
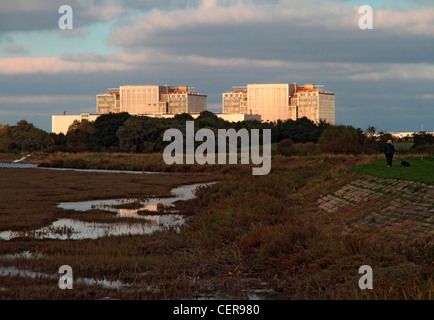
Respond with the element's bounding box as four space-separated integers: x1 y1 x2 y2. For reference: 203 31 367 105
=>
1 111 433 155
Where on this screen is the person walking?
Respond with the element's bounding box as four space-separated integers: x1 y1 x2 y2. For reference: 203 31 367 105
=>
384 140 395 167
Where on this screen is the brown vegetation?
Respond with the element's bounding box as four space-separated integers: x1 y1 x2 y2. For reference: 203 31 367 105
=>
0 154 432 300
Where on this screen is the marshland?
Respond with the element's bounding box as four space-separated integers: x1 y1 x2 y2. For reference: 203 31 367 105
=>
0 151 432 300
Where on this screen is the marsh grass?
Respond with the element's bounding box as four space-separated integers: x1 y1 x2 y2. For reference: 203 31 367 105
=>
0 153 432 300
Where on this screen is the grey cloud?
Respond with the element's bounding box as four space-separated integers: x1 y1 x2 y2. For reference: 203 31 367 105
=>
2 44 28 54
0 0 124 31
110 21 434 65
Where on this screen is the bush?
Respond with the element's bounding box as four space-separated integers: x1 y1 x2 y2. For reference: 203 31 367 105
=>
277 139 319 156
277 139 294 156
319 125 362 154
412 132 434 149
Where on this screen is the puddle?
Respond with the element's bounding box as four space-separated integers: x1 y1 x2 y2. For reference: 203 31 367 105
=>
58 182 214 217
0 182 216 241
0 266 129 290
0 218 186 240
0 162 38 168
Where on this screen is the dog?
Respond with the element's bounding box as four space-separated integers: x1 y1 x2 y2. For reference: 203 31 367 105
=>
401 160 411 167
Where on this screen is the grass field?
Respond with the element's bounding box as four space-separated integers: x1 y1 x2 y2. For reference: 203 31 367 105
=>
351 156 434 185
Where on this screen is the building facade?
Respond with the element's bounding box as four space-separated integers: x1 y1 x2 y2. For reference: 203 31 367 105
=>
294 84 335 124
222 89 248 114
247 83 296 123
120 85 169 115
223 83 335 124
52 114 99 134
164 86 207 114
119 85 207 115
96 90 120 114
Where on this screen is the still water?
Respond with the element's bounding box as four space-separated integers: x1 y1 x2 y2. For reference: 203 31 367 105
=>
0 182 216 241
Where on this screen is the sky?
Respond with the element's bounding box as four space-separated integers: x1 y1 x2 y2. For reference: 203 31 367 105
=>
0 0 433 133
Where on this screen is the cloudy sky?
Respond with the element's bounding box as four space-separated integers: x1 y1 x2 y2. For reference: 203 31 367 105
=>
0 0 433 133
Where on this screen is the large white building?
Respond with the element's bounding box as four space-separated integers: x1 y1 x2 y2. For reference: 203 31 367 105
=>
120 85 169 115
294 84 335 124
222 89 249 114
118 85 207 115
52 85 209 134
222 83 335 124
165 86 207 114
247 83 297 123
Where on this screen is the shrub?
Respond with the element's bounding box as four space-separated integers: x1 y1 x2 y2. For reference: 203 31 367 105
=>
319 125 362 154
277 139 294 156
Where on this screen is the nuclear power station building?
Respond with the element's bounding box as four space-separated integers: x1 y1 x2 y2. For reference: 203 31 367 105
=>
52 82 335 134
222 83 335 124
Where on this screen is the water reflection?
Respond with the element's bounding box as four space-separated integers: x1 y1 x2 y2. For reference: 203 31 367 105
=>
58 182 213 217
0 182 216 241
0 266 129 290
0 162 38 168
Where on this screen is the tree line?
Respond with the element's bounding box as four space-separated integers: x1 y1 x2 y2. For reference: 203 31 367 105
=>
1 111 433 155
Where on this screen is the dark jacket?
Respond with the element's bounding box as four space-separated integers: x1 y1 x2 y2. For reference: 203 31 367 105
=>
384 144 395 155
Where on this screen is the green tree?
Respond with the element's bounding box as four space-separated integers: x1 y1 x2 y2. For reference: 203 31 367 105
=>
116 116 170 153
21 128 55 151
0 120 54 152
277 117 322 143
196 111 227 129
92 112 131 150
66 120 95 152
174 113 194 122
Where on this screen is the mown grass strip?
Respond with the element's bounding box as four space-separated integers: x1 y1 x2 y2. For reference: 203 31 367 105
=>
350 156 434 185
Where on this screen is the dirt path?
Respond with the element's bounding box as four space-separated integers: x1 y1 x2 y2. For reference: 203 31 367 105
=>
318 174 434 240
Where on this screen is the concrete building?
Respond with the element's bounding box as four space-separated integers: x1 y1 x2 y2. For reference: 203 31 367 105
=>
52 84 209 134
247 83 297 123
96 90 120 114
222 88 249 114
120 85 169 115
119 85 207 115
52 113 99 134
223 83 335 124
164 86 207 114
294 84 335 125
